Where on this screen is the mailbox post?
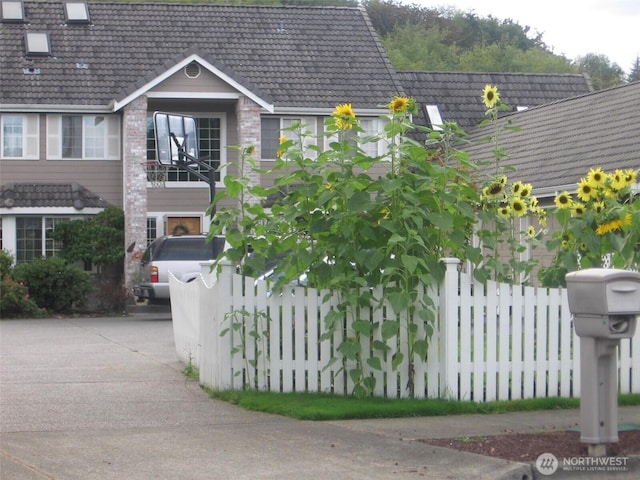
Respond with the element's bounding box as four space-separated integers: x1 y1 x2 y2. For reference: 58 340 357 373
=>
566 269 640 457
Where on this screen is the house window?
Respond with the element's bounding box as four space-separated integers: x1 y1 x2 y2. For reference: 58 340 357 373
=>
1 114 39 159
47 114 120 160
341 118 387 158
15 217 69 262
261 116 316 160
146 217 158 245
146 115 222 184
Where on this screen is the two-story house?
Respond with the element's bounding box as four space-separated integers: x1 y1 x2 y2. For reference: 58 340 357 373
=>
0 1 404 287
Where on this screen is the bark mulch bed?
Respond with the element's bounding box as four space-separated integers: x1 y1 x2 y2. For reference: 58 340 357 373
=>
420 430 640 463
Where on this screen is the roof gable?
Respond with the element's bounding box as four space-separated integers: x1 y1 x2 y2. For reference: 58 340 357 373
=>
114 54 274 112
0 1 403 111
464 81 640 193
398 71 593 130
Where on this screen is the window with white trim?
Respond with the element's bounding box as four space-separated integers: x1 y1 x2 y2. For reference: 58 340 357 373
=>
15 216 69 263
358 118 387 157
1 114 39 159
339 117 388 158
47 114 120 160
261 116 317 160
146 115 222 183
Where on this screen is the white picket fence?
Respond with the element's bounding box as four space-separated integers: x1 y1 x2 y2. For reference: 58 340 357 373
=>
170 259 640 401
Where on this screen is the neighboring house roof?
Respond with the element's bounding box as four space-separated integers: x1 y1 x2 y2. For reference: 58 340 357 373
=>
0 183 112 209
464 81 640 194
397 71 593 130
0 1 403 111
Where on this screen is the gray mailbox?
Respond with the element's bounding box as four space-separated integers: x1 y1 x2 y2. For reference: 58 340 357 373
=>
566 269 639 338
565 268 640 457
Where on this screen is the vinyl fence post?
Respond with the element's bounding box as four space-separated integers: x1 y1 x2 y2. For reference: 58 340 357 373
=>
440 258 460 399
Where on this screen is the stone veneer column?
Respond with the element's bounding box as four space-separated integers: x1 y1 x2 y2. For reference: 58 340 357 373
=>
122 95 148 293
235 95 262 203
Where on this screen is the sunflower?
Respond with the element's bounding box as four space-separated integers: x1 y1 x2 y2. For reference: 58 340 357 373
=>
510 197 527 217
498 175 508 186
498 205 511 217
571 202 586 217
511 181 523 195
389 96 410 113
554 191 572 209
527 226 536 238
519 183 533 198
587 167 607 187
624 168 638 185
592 201 605 214
577 177 597 202
611 169 626 191
482 85 500 109
333 103 356 130
595 212 633 235
483 182 504 198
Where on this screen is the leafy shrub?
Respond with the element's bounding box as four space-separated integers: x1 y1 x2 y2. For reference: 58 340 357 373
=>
0 276 43 318
13 257 93 313
0 249 13 278
53 208 126 311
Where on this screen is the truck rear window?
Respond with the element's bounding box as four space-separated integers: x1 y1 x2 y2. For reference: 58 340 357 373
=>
155 237 224 261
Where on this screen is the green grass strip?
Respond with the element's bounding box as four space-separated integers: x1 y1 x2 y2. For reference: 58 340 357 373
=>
202 389 640 421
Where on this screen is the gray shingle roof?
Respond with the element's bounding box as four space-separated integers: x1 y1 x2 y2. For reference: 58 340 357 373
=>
464 81 640 193
397 71 593 130
0 1 403 110
0 183 112 209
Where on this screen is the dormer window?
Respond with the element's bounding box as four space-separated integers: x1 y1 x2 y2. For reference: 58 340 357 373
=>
25 32 52 57
64 2 90 24
1 1 24 22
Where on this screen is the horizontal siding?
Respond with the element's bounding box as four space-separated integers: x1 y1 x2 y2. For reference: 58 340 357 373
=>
0 158 123 207
151 67 238 94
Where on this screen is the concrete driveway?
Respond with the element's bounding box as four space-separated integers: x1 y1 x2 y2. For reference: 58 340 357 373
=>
0 315 554 479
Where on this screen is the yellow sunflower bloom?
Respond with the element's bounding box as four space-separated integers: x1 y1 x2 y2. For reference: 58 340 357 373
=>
592 201 605 214
587 167 607 187
511 181 523 195
389 96 410 113
482 85 500 109
611 169 626 191
554 191 572 209
595 213 631 236
624 168 638 185
577 177 597 202
571 202 586 217
519 183 533 198
483 182 504 198
498 205 511 217
498 175 508 186
527 226 536 238
510 197 527 217
333 103 356 130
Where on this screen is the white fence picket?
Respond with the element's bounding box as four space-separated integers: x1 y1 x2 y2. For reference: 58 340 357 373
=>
171 259 639 401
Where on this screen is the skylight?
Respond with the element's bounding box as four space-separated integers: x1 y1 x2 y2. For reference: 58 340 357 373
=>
425 105 444 131
25 32 51 56
1 1 24 22
64 2 90 23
